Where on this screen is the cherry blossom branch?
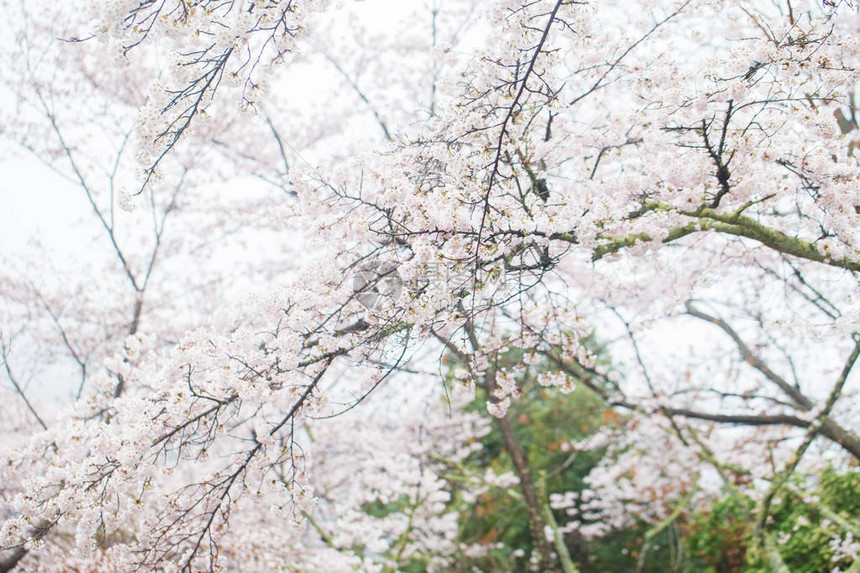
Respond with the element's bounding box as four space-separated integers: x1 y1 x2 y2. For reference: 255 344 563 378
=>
536 328 860 459
684 303 813 409
783 485 860 538
35 88 141 292
568 1 690 107
586 199 860 272
176 368 325 572
474 0 566 292
662 408 860 459
113 1 307 195
323 53 393 142
0 339 47 431
260 111 292 185
700 100 736 208
139 46 233 195
21 279 89 400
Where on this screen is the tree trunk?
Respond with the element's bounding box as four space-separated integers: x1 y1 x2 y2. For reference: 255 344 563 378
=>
486 366 558 572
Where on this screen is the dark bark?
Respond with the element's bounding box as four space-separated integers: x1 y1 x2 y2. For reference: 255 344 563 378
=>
0 547 27 573
663 408 860 460
486 366 559 572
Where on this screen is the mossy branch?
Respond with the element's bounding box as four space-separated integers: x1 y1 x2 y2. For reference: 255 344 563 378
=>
537 471 580 573
644 473 699 542
588 200 860 272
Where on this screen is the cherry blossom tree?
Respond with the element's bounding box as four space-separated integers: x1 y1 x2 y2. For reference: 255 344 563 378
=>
2 0 860 571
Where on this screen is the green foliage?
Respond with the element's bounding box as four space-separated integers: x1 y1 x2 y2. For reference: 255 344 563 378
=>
819 467 860 516
683 494 753 572
394 341 860 572
747 468 860 573
684 468 860 573
452 385 611 570
361 494 411 519
434 342 677 571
